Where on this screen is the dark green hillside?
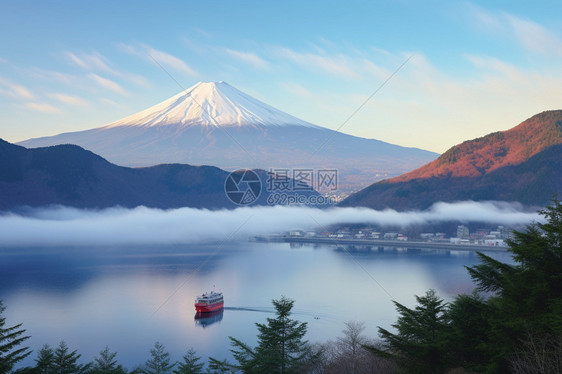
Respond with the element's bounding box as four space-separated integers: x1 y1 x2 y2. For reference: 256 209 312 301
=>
0 139 322 210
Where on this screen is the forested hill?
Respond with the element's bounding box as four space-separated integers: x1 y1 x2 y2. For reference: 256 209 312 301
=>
0 139 321 210
341 111 562 210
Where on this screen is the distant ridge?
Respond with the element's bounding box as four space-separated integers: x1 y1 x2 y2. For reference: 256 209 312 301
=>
341 111 562 210
18 81 438 194
0 139 321 210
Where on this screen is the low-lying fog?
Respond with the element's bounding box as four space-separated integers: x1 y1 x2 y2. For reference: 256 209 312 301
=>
0 201 541 247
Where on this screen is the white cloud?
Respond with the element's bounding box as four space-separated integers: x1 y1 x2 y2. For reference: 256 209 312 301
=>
89 73 127 95
2 85 33 100
11 85 34 99
463 54 528 84
505 15 562 57
279 81 360 126
28 68 81 86
470 4 503 32
281 82 315 99
148 48 196 76
0 77 34 100
362 59 392 81
65 51 114 73
65 51 150 88
224 48 270 70
24 102 60 114
120 43 197 76
48 93 89 107
126 74 150 88
193 27 212 38
468 5 562 58
99 97 122 108
275 47 360 79
0 202 540 247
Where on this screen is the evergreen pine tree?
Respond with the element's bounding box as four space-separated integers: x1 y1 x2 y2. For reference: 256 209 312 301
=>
53 341 90 374
466 198 562 371
173 348 204 374
206 358 236 374
11 367 36 374
0 300 31 373
369 289 450 374
35 344 55 374
446 293 492 372
89 346 126 374
229 296 309 374
142 342 174 374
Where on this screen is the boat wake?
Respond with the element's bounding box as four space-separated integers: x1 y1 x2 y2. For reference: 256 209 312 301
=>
223 306 336 321
223 306 275 314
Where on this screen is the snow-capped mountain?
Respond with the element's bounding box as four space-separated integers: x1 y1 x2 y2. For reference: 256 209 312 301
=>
104 81 319 129
19 81 438 194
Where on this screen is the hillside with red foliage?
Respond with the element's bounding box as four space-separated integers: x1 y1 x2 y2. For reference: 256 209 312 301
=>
340 111 562 210
391 110 562 182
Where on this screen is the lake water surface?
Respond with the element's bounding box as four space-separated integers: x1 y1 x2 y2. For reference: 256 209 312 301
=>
0 242 512 370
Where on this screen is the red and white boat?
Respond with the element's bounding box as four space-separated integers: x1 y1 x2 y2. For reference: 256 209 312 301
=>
194 290 224 313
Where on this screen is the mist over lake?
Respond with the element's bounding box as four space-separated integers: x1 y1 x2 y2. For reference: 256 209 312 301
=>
0 202 540 247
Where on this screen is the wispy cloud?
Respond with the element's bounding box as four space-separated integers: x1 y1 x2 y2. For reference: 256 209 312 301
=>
65 51 150 88
505 15 562 57
120 43 197 76
275 47 360 79
281 82 316 99
469 5 562 57
89 73 127 95
0 85 34 100
65 51 114 73
279 81 359 122
272 45 394 82
100 97 123 108
126 74 150 88
24 102 60 114
148 48 197 76
362 59 392 81
224 48 270 70
0 77 34 100
28 68 81 86
193 27 212 38
464 54 526 82
48 93 89 107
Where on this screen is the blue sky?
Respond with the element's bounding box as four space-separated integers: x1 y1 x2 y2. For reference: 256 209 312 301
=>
1 0 561 152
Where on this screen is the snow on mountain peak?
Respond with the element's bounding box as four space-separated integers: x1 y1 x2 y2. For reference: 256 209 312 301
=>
104 81 319 129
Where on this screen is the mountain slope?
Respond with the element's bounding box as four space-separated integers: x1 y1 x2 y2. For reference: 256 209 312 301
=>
341 111 562 210
0 139 321 210
392 110 562 182
18 82 438 194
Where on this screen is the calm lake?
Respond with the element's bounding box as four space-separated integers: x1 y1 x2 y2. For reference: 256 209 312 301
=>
0 241 512 370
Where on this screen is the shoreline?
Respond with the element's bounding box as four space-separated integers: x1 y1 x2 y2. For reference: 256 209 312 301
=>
253 235 509 252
